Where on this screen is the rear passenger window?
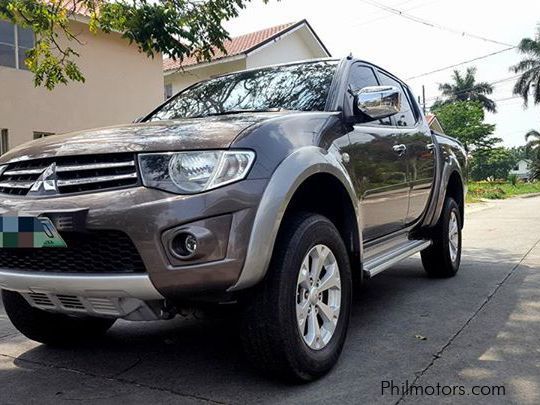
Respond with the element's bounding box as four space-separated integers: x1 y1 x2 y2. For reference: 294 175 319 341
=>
349 64 391 126
377 71 416 127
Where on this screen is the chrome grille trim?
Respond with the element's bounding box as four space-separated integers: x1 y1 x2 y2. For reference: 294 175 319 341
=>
0 181 34 189
0 153 139 196
4 168 47 175
57 172 138 187
56 161 135 172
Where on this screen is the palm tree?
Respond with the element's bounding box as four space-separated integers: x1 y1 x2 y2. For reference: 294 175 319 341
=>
511 27 540 107
526 129 540 149
525 129 540 179
438 67 497 113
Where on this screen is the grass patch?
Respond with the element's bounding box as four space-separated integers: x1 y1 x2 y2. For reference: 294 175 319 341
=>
467 181 540 203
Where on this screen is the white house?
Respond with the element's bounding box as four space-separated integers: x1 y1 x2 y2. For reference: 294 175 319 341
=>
509 159 532 180
163 20 331 98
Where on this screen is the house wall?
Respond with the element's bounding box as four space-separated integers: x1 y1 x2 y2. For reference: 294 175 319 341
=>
245 29 322 69
0 20 163 152
509 160 531 179
165 59 247 96
164 27 325 95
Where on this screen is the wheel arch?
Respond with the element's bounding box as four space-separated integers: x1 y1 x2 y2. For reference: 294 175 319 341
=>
445 171 465 227
228 146 361 291
281 172 361 272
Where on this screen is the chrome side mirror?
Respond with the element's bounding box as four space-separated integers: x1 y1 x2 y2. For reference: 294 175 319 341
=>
354 86 401 120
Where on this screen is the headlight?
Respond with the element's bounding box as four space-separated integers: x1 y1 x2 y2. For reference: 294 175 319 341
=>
138 150 255 194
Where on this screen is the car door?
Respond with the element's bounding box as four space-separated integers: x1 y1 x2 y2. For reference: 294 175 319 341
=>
343 64 409 241
376 71 435 223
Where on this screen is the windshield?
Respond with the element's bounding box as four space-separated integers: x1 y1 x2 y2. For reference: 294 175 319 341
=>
148 61 338 121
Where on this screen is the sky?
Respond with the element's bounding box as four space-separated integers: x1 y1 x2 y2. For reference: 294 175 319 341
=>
223 0 540 147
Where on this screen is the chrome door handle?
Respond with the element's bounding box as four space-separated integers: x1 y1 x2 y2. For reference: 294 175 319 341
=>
392 144 407 155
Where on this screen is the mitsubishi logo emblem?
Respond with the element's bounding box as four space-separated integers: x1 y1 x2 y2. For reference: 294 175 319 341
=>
28 163 59 196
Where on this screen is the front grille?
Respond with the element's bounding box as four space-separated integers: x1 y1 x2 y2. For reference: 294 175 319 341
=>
0 153 139 196
0 231 146 274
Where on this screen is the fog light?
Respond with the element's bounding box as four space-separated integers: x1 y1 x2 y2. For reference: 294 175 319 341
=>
172 232 198 258
184 234 197 254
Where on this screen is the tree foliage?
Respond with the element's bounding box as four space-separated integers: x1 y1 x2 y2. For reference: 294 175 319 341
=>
0 0 266 89
434 67 497 113
469 147 517 181
511 25 540 107
432 100 498 153
525 129 540 179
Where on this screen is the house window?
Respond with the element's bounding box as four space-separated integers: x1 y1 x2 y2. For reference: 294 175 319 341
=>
33 131 55 140
0 20 34 70
0 129 8 155
164 83 173 100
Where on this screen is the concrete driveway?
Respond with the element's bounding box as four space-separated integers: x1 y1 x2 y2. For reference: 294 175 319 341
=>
1 196 539 404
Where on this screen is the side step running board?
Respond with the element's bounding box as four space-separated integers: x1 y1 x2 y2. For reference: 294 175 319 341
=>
363 240 432 278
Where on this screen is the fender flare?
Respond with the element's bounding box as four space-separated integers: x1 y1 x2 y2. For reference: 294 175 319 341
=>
228 146 361 291
423 152 465 228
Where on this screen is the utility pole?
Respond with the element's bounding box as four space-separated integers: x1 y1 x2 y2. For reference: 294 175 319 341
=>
422 85 426 115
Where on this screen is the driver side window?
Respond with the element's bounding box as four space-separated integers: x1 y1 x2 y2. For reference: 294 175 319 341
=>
349 64 392 126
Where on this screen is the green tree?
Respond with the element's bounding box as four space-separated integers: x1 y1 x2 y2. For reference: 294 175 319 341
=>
525 129 540 179
436 67 497 113
469 147 517 181
511 26 540 107
432 100 498 153
0 0 267 90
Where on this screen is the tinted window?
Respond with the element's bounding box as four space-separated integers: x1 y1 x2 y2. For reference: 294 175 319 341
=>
17 25 33 70
0 21 33 70
17 26 34 48
377 71 416 127
0 21 14 45
0 21 15 68
0 43 15 68
149 61 338 121
349 64 391 126
349 64 379 92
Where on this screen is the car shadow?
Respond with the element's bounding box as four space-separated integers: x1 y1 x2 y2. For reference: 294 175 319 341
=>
2 249 538 404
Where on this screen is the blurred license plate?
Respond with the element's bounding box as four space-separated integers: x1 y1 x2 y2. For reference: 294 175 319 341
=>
0 217 67 248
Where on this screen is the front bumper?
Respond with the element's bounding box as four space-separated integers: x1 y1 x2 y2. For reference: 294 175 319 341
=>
0 179 267 300
0 271 161 299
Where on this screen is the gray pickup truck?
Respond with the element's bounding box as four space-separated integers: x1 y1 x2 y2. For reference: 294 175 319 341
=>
0 57 466 381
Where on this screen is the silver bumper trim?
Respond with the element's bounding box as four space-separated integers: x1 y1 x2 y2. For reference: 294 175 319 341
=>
0 270 163 300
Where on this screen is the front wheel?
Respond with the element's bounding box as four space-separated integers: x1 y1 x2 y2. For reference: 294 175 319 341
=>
421 197 462 278
2 290 116 346
241 213 352 382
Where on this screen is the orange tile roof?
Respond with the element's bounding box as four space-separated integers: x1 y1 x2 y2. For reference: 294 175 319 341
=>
163 21 298 71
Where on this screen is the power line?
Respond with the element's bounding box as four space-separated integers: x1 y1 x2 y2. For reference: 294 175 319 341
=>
349 0 443 27
492 95 522 103
424 74 520 103
425 95 523 112
406 47 516 80
357 0 515 47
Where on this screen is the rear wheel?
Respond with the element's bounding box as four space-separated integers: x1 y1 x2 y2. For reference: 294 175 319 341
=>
421 197 462 278
2 290 116 346
241 213 352 382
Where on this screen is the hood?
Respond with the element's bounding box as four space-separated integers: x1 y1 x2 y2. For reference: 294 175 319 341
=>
0 112 289 164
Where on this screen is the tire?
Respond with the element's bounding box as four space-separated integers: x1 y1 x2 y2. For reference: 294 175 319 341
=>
2 290 116 346
421 197 462 278
241 213 352 382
